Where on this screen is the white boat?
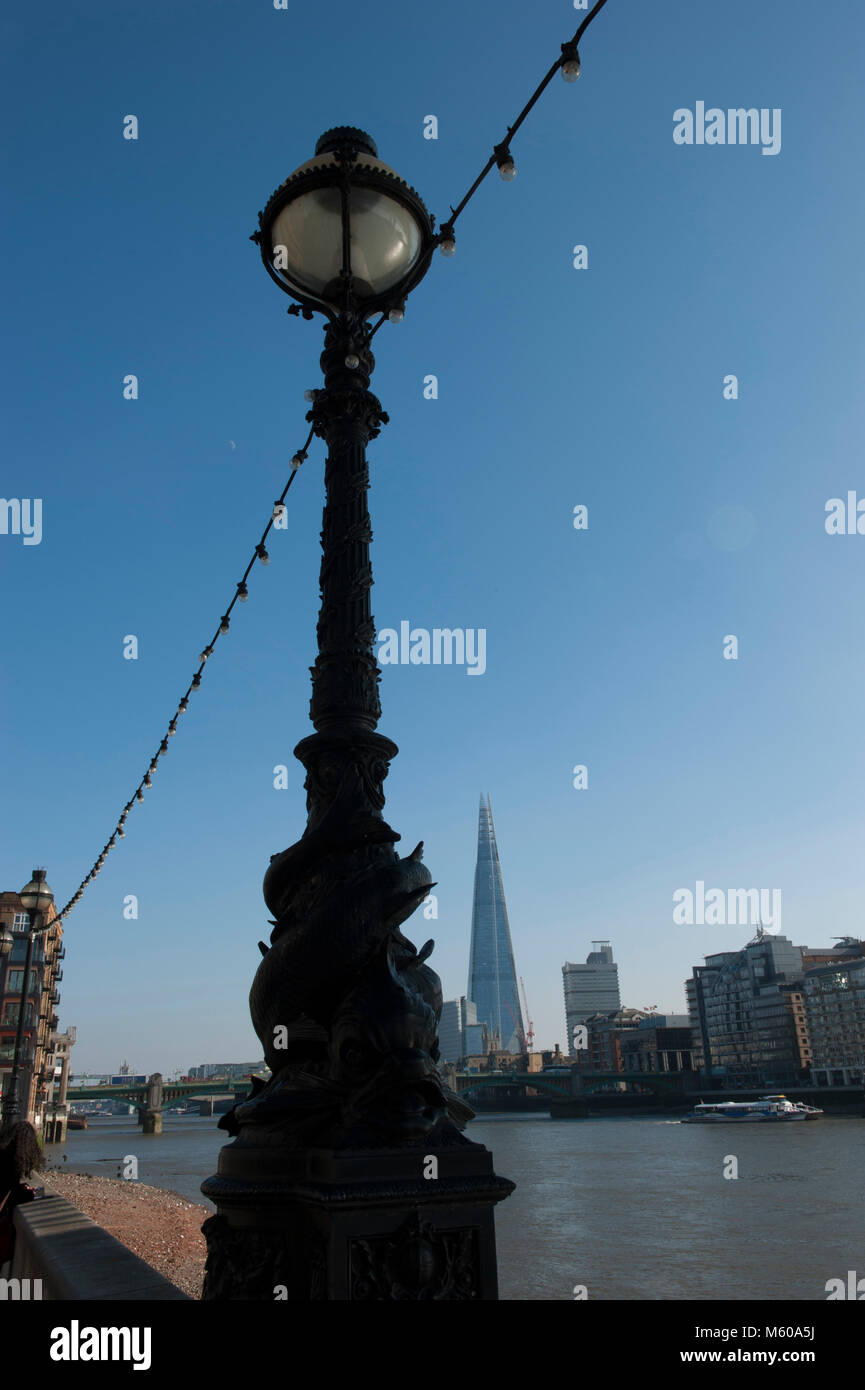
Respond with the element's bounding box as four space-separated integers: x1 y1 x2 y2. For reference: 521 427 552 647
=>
681 1098 807 1124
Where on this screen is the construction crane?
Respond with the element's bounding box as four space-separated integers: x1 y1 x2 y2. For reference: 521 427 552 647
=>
520 977 535 1053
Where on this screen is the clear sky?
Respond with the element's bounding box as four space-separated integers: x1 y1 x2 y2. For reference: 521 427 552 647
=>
2 1 864 1076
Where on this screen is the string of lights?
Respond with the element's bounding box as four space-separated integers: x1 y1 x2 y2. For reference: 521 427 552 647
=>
48 424 316 927
435 0 610 252
45 0 611 926
367 0 611 348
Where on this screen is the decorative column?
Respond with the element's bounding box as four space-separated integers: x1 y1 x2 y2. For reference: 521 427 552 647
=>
200 315 514 1300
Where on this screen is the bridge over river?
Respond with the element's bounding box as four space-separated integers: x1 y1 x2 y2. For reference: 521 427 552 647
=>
66 1075 257 1131
454 1069 691 1112
68 1068 694 1130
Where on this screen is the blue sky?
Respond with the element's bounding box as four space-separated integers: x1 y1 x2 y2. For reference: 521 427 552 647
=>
2 1 864 1075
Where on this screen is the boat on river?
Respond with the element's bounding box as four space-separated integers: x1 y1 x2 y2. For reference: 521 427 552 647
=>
681 1097 807 1124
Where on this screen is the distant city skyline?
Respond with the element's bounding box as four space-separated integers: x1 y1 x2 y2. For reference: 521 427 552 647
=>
8 839 859 1076
4 1 864 1075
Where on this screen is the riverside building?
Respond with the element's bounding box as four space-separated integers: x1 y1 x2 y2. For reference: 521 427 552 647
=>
581 1007 649 1073
686 931 865 1087
0 869 73 1135
801 938 865 1086
685 932 808 1087
620 1014 694 1076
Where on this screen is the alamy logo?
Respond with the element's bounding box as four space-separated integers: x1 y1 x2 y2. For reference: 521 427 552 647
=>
825 1271 865 1300
1 498 42 545
673 103 781 156
673 881 782 932
825 492 865 534
50 1321 151 1370
0 1277 43 1299
377 622 486 675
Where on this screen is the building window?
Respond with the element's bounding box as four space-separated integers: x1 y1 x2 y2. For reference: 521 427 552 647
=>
12 913 31 932
6 969 39 994
1 1002 35 1026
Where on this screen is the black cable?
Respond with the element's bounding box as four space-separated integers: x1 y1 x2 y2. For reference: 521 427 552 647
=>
50 428 315 926
439 0 610 234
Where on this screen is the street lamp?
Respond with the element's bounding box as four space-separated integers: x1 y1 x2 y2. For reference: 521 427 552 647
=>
256 127 435 319
1 869 54 1126
201 127 513 1302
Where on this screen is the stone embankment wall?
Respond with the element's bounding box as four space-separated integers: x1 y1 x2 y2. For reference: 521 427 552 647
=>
11 1183 196 1300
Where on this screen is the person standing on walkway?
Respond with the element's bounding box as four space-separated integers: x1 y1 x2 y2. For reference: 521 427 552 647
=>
0 1120 43 1275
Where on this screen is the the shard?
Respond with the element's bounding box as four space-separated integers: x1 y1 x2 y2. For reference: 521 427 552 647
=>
467 794 525 1054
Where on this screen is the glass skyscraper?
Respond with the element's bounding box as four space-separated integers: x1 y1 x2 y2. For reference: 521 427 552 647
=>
467 795 524 1054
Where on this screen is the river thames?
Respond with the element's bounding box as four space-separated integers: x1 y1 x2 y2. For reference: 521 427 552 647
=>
48 1112 863 1302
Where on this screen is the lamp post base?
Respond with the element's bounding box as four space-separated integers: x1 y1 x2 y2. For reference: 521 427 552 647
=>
201 1140 513 1301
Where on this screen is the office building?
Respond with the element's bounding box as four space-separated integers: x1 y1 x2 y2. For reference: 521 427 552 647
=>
801 939 865 1086
438 997 480 1065
686 932 807 1087
187 1061 267 1079
563 942 621 1056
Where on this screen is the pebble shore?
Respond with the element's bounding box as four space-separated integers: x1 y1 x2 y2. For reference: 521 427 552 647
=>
44 1171 210 1299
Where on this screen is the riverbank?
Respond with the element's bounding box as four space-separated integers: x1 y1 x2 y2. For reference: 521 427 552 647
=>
44 1172 209 1299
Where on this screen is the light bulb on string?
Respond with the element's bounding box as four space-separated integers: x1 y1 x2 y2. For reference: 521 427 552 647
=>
496 148 516 180
561 42 581 82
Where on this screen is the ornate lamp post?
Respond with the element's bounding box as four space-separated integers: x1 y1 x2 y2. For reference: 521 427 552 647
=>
201 128 513 1300
1 869 54 1127
0 926 13 1115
